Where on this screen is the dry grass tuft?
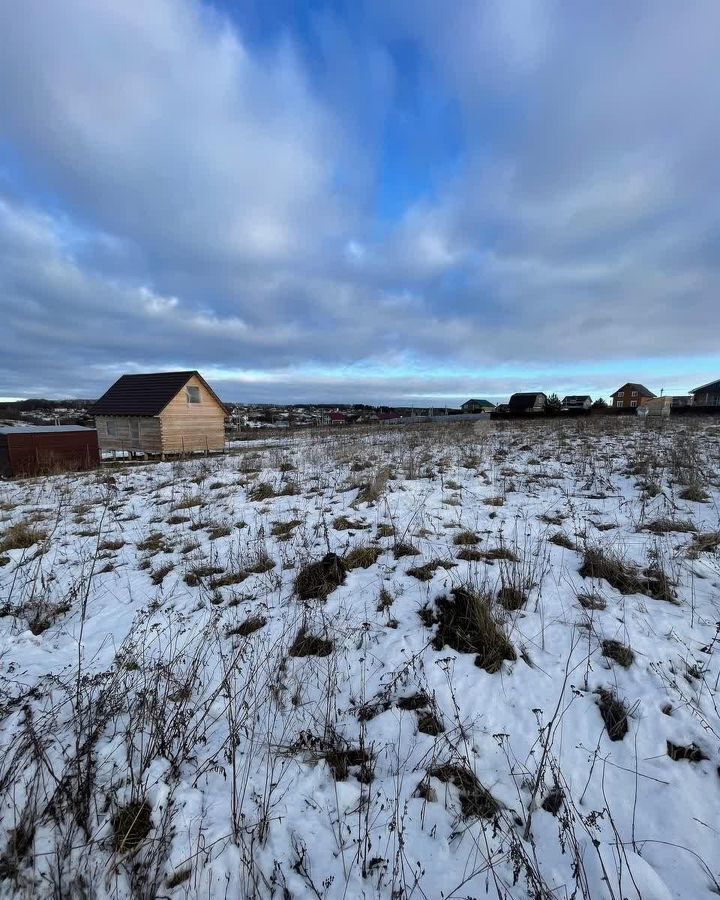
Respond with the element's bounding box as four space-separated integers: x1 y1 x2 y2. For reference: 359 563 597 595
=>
248 482 275 502
643 518 696 535
227 615 267 637
112 801 152 854
453 530 480 546
356 467 391 504
678 484 709 503
456 548 484 562
333 515 366 531
0 521 45 553
288 629 333 657
428 764 499 819
496 585 527 611
427 587 516 673
597 689 629 741
666 740 708 762
271 519 303 539
393 540 421 558
577 592 606 610
344 545 382 570
295 553 346 601
601 639 634 668
549 531 576 550
579 547 645 595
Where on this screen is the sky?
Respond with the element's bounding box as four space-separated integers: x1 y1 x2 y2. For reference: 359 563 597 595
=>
1 0 719 405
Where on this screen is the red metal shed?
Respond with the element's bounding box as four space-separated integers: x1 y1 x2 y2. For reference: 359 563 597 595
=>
0 426 100 478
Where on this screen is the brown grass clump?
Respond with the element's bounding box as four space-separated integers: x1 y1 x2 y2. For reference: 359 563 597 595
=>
577 592 606 611
295 553 346 601
393 540 421 558
184 564 224 586
597 689 629 741
136 532 170 555
248 482 275 502
690 532 720 554
98 538 125 552
483 496 504 507
601 639 634 668
173 496 203 510
227 615 267 637
208 524 232 540
453 530 480 546
643 518 696 535
666 741 708 762
678 484 709 503
428 764 499 819
271 519 302 539
579 548 645 594
396 693 430 711
288 629 333 657
150 562 175 585
549 532 576 550
112 801 152 854
496 585 527 611
333 515 366 531
482 547 519 562
356 467 391 504
417 711 444 736
456 548 484 562
407 559 455 581
209 571 249 588
376 523 395 538
0 522 45 553
377 587 394 611
344 545 382 570
427 587 516 673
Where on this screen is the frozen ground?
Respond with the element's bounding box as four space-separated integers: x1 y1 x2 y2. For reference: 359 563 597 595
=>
0 417 719 899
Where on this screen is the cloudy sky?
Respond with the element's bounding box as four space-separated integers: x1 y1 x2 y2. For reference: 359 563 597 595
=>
1 0 718 404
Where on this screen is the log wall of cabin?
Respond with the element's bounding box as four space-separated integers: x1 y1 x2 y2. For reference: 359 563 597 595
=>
158 375 225 452
95 416 162 453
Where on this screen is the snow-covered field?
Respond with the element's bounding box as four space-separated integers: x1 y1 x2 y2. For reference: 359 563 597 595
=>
0 418 719 899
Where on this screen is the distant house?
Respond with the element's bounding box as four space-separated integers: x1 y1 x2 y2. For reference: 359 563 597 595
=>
561 395 592 411
611 383 655 410
329 411 347 425
0 425 99 478
508 392 547 414
690 379 720 407
91 371 226 455
461 399 495 414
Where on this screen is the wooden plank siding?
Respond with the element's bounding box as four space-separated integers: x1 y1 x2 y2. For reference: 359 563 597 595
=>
158 374 225 453
95 416 162 454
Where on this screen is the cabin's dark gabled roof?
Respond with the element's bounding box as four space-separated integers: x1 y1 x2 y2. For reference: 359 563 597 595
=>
509 392 546 409
90 371 204 416
690 379 720 395
562 395 591 404
462 398 494 407
612 383 655 398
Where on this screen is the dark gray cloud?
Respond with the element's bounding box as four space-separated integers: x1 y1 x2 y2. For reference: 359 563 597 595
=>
0 0 718 402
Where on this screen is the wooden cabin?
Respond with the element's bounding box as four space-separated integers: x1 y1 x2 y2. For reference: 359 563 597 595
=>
0 425 99 477
90 371 227 456
690 379 720 407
